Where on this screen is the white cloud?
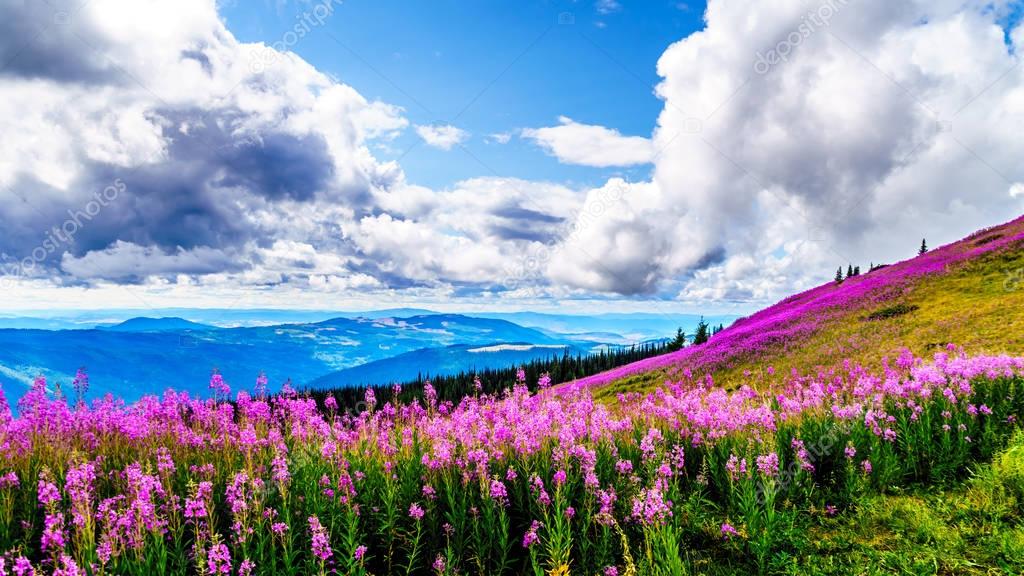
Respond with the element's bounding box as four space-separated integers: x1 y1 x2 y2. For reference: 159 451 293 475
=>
549 0 1024 298
487 132 512 144
3 0 1023 311
523 116 655 167
414 124 470 150
596 0 622 14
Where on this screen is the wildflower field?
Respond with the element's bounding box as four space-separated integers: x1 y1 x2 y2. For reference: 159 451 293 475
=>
2 216 1023 576
1 348 1023 575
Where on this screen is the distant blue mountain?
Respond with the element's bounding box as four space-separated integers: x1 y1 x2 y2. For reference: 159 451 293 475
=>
104 317 217 332
308 342 586 389
466 312 739 342
0 314 593 403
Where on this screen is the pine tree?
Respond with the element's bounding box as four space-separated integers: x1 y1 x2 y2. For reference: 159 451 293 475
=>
669 328 686 352
847 264 854 278
853 265 861 276
693 316 711 346
919 238 928 255
835 267 844 283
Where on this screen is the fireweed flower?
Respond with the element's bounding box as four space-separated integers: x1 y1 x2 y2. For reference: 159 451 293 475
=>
254 372 268 398
209 370 230 400
354 545 368 561
433 554 446 573
844 444 857 459
720 523 739 539
207 542 231 575
756 453 780 478
409 502 425 521
861 460 873 475
604 567 619 576
323 395 338 412
489 478 509 506
522 520 542 548
0 471 18 489
272 453 291 486
538 373 552 389
308 516 333 561
156 447 176 476
37 475 61 507
631 487 673 526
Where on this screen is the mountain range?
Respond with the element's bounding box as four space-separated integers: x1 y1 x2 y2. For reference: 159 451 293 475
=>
0 312 715 403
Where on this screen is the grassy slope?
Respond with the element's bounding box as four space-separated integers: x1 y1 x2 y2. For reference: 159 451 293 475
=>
581 215 1024 575
589 215 1024 401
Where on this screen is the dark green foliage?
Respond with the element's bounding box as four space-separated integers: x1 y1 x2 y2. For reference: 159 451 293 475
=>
865 303 920 321
920 238 928 255
693 316 711 345
668 328 687 352
835 267 844 283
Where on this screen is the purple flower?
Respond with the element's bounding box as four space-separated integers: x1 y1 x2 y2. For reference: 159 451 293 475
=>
308 516 333 561
721 522 738 539
207 542 231 575
489 478 509 506
37 476 61 507
756 452 779 478
408 502 425 521
522 520 542 548
354 545 368 561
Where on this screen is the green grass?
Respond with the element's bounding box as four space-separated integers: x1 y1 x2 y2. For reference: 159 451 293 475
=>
654 431 1024 575
784 431 1024 576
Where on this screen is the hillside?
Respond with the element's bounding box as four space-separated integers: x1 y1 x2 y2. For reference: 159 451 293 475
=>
570 214 1024 397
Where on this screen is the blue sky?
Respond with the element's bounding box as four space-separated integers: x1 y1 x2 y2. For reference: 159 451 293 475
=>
220 0 705 189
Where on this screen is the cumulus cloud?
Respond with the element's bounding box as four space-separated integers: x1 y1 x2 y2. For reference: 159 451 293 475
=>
523 116 655 167
3 0 1023 310
550 0 1024 298
0 0 404 288
415 124 470 150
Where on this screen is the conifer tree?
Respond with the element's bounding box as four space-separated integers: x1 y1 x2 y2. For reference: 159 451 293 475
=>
853 266 860 276
835 267 844 283
919 238 928 255
693 316 711 345
847 264 854 278
669 328 686 352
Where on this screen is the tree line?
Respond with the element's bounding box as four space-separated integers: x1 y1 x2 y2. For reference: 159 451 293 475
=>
302 339 678 410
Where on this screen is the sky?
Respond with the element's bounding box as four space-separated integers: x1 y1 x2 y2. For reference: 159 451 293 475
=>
0 0 1023 315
